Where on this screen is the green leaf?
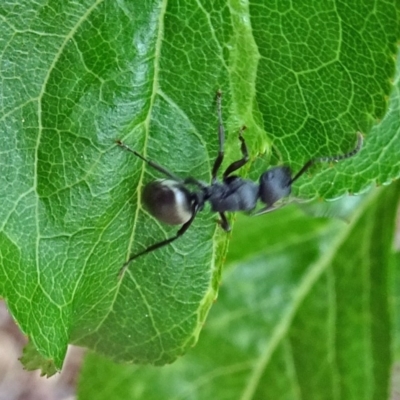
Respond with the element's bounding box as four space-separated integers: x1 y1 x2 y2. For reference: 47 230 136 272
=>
0 1 398 370
297 46 400 200
79 184 400 399
78 182 400 399
393 252 400 360
19 340 58 377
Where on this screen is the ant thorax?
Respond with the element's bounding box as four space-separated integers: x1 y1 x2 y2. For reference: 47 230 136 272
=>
206 177 259 212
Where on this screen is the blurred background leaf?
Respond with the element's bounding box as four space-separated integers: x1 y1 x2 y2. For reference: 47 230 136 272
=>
78 181 400 399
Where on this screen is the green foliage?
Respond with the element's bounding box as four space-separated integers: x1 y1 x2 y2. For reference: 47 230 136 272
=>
0 3 399 396
19 340 58 376
78 184 399 399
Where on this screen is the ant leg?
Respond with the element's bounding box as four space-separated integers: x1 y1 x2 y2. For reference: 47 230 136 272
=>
116 140 183 182
218 212 231 231
223 126 249 179
211 90 225 182
118 204 199 277
252 204 281 216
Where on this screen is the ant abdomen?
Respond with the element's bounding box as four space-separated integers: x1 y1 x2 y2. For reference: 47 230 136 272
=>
142 180 193 225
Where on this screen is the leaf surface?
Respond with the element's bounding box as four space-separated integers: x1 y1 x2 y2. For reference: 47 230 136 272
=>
78 182 400 399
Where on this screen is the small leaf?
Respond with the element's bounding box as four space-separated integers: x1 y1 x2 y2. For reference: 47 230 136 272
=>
20 340 58 377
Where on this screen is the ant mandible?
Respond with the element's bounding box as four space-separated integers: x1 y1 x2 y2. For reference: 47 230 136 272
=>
117 90 363 274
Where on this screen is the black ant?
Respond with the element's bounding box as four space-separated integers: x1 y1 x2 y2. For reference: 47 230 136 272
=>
117 91 363 274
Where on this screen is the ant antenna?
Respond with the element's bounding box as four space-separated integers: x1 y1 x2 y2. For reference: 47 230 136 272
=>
290 132 363 184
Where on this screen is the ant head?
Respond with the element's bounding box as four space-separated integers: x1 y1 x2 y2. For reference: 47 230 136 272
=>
258 132 364 210
259 166 292 207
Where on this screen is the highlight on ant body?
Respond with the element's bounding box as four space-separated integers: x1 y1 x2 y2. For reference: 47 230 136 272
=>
116 91 363 274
